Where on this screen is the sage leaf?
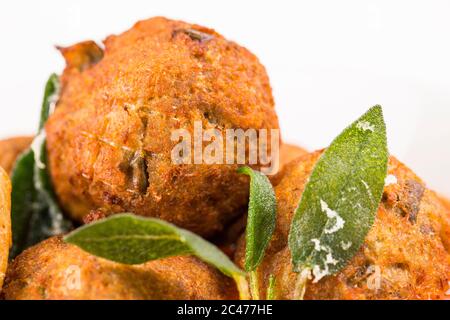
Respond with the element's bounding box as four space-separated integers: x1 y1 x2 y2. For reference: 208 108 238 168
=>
10 151 37 257
238 167 276 272
64 213 245 276
288 105 388 283
38 73 59 131
10 74 72 257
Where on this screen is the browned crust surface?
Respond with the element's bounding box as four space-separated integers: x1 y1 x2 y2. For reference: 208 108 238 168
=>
235 152 450 300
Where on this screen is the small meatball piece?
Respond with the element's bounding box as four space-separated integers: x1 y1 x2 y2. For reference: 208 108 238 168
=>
2 237 237 300
270 143 307 187
0 137 33 174
235 152 450 300
279 143 307 170
0 166 11 290
46 17 279 237
57 41 103 72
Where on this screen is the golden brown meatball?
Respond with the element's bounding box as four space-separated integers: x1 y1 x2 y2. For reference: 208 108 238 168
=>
46 17 279 237
2 236 237 300
0 166 11 290
0 137 33 174
235 152 450 300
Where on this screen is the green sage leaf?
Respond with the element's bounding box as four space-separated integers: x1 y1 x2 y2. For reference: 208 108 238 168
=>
288 105 388 282
238 167 276 272
64 214 245 279
10 74 72 257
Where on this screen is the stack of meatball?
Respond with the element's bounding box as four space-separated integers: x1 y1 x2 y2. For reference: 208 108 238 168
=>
0 17 448 300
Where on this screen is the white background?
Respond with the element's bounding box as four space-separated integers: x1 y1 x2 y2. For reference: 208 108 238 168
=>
0 0 449 195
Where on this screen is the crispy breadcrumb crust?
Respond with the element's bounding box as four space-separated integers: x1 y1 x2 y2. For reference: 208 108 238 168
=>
2 236 237 300
235 152 450 300
46 17 279 237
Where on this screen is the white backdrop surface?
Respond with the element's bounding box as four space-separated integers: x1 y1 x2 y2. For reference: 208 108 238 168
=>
0 0 449 195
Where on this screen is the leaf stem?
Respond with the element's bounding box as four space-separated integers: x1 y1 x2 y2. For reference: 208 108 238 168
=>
266 274 276 300
293 268 311 300
234 274 251 300
249 270 260 300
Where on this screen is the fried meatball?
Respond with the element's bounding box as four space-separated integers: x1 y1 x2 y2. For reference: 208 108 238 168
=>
0 166 11 290
2 236 237 300
0 136 33 174
235 151 450 300
45 17 279 237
